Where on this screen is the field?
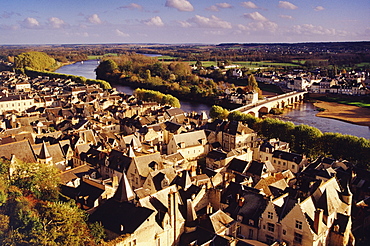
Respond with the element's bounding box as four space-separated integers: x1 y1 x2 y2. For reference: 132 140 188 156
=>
87 53 118 60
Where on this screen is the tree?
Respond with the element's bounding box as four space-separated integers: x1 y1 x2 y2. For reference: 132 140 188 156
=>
95 59 118 80
209 105 229 120
292 124 323 157
15 51 56 71
246 74 259 92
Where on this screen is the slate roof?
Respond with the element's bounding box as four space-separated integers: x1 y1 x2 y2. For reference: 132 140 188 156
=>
89 199 154 235
222 182 267 226
246 160 265 176
59 164 97 184
206 149 227 160
0 139 37 163
164 121 183 133
227 158 249 174
272 150 303 164
134 152 162 178
332 213 349 235
274 196 297 221
108 149 132 173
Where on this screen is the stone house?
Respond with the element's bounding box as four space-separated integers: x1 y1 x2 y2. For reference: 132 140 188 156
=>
167 130 208 161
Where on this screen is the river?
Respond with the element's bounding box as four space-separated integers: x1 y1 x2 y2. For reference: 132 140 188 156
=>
56 60 211 114
55 60 370 139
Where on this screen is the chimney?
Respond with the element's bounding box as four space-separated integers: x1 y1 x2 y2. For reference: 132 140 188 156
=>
314 208 323 235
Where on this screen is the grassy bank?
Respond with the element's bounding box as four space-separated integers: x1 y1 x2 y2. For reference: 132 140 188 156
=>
309 94 370 108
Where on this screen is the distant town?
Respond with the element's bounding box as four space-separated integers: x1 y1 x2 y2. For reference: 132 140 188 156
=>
0 42 369 246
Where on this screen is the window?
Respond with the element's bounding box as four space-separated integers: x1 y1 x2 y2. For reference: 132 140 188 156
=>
267 212 273 219
283 162 286 166
248 229 254 239
266 157 268 161
283 229 286 235
274 160 276 163
266 235 274 244
294 232 302 244
278 161 281 165
295 220 302 230
292 164 295 170
267 223 275 232
237 226 241 235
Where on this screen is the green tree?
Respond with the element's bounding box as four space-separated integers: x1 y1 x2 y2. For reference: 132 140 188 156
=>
246 74 259 92
15 51 56 71
95 59 118 80
10 160 60 201
209 105 229 120
292 124 323 157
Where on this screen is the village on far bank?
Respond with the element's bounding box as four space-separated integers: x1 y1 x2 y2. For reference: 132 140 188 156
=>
0 70 369 246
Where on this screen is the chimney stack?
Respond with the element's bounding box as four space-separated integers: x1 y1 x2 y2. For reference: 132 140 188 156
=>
314 208 323 235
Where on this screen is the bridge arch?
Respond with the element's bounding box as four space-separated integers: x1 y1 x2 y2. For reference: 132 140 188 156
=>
258 106 269 117
247 111 256 117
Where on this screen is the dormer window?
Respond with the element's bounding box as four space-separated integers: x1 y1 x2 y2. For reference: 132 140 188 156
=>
237 215 243 222
268 212 273 219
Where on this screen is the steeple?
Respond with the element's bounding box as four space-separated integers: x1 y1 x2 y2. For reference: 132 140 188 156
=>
127 145 136 158
38 141 53 164
113 172 135 203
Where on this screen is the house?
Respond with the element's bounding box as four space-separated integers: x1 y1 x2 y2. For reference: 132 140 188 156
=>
139 185 185 246
126 152 163 190
167 130 208 161
221 183 268 241
219 121 257 152
269 150 307 173
180 210 237 246
0 94 34 114
258 177 354 245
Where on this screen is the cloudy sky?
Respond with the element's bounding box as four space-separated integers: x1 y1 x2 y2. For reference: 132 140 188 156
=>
1 0 369 44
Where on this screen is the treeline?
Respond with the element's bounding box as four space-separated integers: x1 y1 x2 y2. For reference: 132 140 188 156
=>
0 159 104 245
210 106 370 167
14 51 57 71
134 88 180 108
95 54 223 103
21 68 112 90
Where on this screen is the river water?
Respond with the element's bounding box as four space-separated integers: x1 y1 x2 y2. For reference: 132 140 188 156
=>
56 60 211 115
55 59 370 139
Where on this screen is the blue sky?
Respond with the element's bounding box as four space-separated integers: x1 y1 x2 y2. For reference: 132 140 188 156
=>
1 0 369 44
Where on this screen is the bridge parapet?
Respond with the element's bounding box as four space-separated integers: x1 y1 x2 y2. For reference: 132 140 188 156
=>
230 91 307 114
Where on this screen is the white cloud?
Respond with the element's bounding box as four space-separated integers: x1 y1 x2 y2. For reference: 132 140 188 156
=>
290 24 346 36
241 1 258 9
279 15 293 19
143 16 164 26
165 0 194 12
21 17 40 29
1 11 21 19
119 3 143 10
0 24 19 30
189 15 232 29
178 20 192 27
48 17 67 29
314 6 325 11
238 21 278 32
244 12 268 22
87 14 102 24
206 6 219 12
278 1 298 10
115 29 130 37
216 3 232 9
207 3 232 11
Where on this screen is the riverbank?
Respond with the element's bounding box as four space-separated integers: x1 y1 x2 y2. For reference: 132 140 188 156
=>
313 101 370 127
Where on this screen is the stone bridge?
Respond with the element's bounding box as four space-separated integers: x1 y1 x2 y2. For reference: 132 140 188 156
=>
230 91 308 117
